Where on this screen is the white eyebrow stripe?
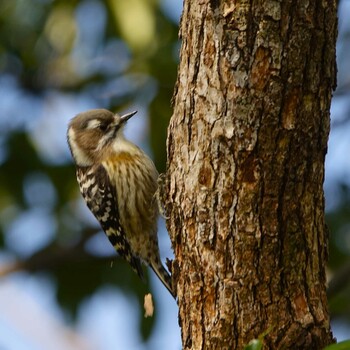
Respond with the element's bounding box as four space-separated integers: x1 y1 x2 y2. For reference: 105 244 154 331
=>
86 119 101 129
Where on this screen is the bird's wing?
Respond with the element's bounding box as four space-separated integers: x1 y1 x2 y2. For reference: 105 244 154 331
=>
76 165 144 280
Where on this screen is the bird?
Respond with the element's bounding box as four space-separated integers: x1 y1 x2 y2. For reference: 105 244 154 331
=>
67 109 175 298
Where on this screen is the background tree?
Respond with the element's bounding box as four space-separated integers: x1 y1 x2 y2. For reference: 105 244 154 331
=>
165 0 337 348
0 0 349 349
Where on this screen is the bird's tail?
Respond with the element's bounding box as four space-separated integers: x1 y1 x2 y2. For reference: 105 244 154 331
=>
130 256 145 283
150 259 176 299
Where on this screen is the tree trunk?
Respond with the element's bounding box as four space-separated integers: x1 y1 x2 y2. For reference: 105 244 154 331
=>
164 0 337 349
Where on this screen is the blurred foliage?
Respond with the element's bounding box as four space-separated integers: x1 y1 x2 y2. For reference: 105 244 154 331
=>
327 184 350 270
0 0 179 342
327 184 350 322
323 340 350 350
0 0 350 345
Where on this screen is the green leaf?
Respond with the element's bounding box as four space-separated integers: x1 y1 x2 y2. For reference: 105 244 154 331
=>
244 339 263 350
323 340 350 350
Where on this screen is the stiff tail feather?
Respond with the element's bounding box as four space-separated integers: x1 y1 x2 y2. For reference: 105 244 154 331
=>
150 261 176 299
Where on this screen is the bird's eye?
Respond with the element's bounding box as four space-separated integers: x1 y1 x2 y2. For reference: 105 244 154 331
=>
98 124 108 132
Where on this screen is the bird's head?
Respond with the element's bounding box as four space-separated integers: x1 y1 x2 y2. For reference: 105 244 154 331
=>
67 109 137 166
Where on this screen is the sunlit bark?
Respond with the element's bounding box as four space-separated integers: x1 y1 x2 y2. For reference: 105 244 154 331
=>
165 0 337 349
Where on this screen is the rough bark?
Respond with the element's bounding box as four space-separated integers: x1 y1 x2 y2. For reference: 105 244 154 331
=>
164 0 337 349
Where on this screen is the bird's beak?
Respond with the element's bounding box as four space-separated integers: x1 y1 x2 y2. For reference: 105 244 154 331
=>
120 111 137 124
